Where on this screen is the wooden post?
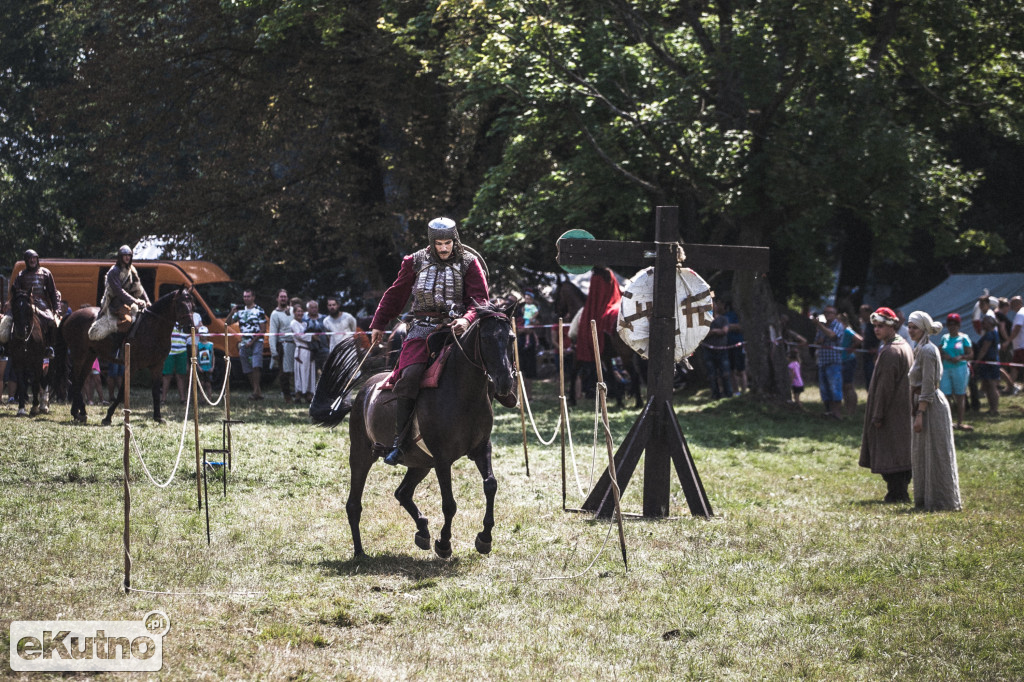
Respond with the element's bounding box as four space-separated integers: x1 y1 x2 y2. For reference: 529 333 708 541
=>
590 321 628 568
558 317 567 510
555 205 759 519
122 343 132 594
643 206 680 517
223 329 232 470
511 321 530 476
192 328 202 510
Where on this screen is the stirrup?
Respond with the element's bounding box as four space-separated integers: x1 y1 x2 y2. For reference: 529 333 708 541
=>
44 346 55 360
383 444 402 466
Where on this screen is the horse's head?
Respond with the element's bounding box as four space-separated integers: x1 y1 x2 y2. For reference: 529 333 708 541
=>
554 278 585 320
472 299 518 400
10 290 36 341
172 286 196 332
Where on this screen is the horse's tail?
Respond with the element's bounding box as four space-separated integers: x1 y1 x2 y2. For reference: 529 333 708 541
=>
50 317 68 392
309 335 362 427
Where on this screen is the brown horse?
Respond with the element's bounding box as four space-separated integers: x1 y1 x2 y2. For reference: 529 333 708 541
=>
312 300 517 558
59 287 195 425
7 290 50 417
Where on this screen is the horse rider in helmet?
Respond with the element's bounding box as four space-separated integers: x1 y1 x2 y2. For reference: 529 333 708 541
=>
0 249 59 357
88 245 152 344
370 217 509 466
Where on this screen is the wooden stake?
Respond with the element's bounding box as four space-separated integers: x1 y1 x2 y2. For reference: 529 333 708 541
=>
192 327 202 510
511 320 530 476
590 320 628 569
122 343 132 594
558 317 567 510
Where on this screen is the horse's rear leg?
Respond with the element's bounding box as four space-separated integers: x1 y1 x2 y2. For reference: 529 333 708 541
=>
471 441 497 554
433 465 457 559
346 417 377 557
102 379 125 426
395 467 432 551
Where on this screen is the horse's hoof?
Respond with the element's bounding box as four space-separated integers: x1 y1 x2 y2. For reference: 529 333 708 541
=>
433 540 452 559
40 407 49 415
101 418 112 427
475 533 492 555
29 408 39 417
155 418 166 425
415 530 431 551
16 409 28 417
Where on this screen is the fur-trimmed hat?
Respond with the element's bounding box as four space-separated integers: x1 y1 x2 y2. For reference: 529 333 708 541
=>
869 307 899 327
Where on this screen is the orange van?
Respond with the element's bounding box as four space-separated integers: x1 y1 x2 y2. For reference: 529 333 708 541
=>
10 258 249 359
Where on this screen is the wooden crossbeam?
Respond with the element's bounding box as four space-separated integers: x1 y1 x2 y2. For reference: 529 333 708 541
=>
557 239 770 272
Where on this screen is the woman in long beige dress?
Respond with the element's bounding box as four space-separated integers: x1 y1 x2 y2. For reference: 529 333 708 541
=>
906 311 962 511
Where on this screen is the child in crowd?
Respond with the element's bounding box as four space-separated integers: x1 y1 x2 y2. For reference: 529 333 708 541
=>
83 358 104 405
196 327 215 397
788 348 804 405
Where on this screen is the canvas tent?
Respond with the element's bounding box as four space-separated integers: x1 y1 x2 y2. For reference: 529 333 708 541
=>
896 273 1024 343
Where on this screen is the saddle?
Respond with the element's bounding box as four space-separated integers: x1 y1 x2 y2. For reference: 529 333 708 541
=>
381 342 454 391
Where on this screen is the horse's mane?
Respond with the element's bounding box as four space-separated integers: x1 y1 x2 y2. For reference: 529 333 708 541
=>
472 300 511 320
148 287 188 315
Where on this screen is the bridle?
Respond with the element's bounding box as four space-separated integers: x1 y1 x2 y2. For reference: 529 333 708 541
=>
450 309 515 382
11 292 39 343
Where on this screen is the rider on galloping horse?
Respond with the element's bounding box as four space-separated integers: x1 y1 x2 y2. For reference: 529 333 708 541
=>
87 245 152 347
369 217 516 467
0 250 59 358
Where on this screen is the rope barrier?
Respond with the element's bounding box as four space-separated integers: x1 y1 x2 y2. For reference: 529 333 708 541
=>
127 374 193 489
518 380 562 446
195 356 231 406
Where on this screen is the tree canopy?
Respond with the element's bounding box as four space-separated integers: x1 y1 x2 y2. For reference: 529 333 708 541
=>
2 0 1023 312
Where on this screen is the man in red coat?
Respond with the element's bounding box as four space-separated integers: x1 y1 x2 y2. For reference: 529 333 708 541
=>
574 266 622 366
370 218 490 465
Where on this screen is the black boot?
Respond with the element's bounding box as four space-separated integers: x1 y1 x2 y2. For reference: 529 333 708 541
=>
43 324 55 359
383 397 415 466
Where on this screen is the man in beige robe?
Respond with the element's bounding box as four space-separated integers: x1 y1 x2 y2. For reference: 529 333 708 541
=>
859 307 914 502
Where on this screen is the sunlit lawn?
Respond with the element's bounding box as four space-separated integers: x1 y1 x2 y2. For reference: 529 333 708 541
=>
1 376 1022 680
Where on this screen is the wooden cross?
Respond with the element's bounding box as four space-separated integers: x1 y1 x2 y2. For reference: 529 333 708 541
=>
556 205 770 518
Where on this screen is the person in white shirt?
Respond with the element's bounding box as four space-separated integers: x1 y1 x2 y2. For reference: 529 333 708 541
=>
323 296 358 350
269 289 296 403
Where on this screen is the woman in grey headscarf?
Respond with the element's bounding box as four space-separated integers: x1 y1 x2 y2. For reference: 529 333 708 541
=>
906 310 962 511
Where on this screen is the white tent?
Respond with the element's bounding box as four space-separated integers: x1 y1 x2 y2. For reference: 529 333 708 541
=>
896 273 1024 342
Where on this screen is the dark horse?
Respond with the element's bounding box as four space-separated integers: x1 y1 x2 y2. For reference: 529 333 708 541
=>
553 274 644 408
59 287 195 425
7 290 50 417
311 300 517 558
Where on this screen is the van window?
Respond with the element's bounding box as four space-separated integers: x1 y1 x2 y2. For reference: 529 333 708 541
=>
135 266 157 303
194 281 244 319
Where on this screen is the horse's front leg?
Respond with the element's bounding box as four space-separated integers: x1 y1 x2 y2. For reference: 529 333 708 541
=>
395 467 432 552
433 464 457 559
471 440 497 554
15 369 28 417
28 373 41 416
151 374 165 424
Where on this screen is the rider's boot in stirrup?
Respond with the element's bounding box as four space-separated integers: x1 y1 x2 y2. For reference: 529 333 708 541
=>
383 397 415 466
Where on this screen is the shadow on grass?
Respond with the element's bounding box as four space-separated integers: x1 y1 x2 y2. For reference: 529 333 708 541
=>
317 552 467 578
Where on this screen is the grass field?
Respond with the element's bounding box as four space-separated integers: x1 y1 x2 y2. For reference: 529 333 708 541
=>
1 377 1022 680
